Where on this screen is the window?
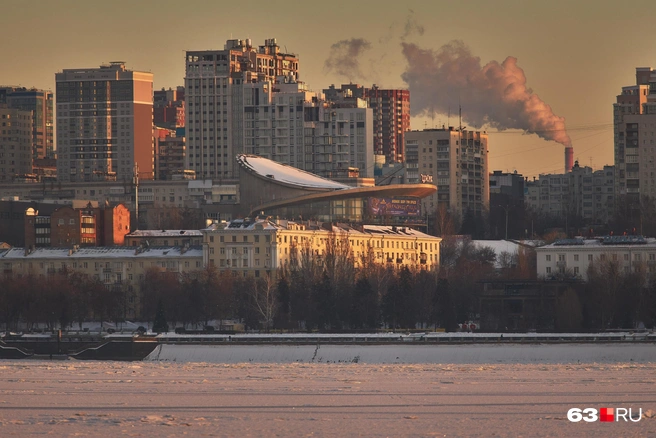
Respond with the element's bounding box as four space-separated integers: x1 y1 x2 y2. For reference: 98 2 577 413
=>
546 255 551 262
588 254 593 261
573 254 579 261
546 267 551 274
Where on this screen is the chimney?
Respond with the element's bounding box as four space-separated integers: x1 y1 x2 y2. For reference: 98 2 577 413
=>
565 146 574 173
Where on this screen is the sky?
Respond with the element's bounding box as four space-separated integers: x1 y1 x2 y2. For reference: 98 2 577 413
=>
3 0 656 178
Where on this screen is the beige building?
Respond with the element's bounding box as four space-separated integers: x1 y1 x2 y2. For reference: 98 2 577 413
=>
0 104 33 181
185 38 299 180
0 246 203 319
185 38 375 180
55 62 154 183
405 128 489 219
613 67 656 200
536 236 656 281
202 218 441 278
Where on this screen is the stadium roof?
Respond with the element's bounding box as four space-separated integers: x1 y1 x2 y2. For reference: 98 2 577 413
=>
237 154 350 190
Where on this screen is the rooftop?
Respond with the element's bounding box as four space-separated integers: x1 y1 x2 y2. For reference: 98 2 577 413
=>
0 246 203 260
126 230 203 238
236 154 350 190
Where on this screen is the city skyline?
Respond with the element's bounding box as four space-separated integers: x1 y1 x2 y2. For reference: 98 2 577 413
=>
3 0 656 177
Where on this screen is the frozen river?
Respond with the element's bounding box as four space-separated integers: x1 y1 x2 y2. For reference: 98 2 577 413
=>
0 354 655 436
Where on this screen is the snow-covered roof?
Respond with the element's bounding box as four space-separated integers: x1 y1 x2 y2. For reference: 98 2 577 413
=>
236 154 350 190
472 240 522 269
0 246 203 260
204 219 440 241
363 225 436 239
538 236 656 249
126 229 203 237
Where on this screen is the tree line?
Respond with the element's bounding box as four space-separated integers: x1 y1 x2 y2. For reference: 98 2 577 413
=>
0 237 536 333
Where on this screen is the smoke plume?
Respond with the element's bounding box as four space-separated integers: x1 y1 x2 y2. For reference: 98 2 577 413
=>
401 40 571 146
324 38 372 81
402 11 424 40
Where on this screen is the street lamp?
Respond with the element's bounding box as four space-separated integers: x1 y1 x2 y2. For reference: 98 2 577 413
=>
497 205 510 240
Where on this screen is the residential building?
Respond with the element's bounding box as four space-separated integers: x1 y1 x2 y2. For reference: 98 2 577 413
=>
202 218 441 278
536 235 656 280
154 86 185 130
0 245 203 319
524 164 615 224
0 86 54 159
23 202 130 248
55 62 154 183
489 171 525 239
613 67 656 199
185 38 299 180
0 104 33 181
154 127 186 180
185 39 375 180
405 128 489 219
324 84 410 163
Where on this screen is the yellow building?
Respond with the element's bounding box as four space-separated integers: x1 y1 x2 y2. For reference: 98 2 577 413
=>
203 218 441 278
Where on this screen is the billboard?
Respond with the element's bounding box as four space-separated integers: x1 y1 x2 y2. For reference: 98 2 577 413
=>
367 197 421 217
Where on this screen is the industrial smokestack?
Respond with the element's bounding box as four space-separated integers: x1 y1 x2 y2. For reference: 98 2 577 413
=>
565 146 574 173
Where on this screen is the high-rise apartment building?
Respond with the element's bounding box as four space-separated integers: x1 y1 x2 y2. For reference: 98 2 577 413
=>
185 38 299 180
613 67 656 200
0 104 33 181
524 163 615 224
0 86 54 159
324 84 410 163
405 128 489 219
185 39 374 179
55 62 154 183
154 127 186 180
154 86 185 130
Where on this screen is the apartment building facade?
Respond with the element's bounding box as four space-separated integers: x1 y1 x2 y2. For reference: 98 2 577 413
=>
524 163 615 224
324 84 410 163
55 62 154 183
0 105 33 181
536 236 656 281
405 128 489 219
613 67 656 199
0 87 54 159
185 39 375 180
202 218 441 278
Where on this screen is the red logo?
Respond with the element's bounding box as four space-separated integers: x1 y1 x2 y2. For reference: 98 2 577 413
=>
600 408 614 422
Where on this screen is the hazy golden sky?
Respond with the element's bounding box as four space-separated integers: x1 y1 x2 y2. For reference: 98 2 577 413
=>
4 0 656 177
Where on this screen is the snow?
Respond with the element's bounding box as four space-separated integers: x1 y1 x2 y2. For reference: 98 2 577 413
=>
0 360 653 436
237 154 350 190
145 343 656 364
0 246 203 259
126 229 203 237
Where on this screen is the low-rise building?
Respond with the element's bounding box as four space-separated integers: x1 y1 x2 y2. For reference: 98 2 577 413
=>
202 218 441 278
536 235 656 280
0 245 204 319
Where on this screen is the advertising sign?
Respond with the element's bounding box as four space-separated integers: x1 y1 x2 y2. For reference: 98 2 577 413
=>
368 197 421 217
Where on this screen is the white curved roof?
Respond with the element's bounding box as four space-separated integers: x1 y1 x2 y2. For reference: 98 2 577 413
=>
237 154 350 190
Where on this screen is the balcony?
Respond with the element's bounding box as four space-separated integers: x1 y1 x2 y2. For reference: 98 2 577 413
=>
556 261 567 268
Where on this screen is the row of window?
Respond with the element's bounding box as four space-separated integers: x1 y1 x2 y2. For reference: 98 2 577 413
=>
545 252 656 262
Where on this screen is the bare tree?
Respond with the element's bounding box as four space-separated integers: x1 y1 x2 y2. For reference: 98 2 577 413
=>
250 273 279 332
